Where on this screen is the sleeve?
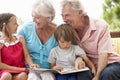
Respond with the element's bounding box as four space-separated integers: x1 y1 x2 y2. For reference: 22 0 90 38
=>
74 45 86 57
98 21 115 54
48 48 56 64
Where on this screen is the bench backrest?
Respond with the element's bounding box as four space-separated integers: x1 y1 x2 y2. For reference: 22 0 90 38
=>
110 32 120 54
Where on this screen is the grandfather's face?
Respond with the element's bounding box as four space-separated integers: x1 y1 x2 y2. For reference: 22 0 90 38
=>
61 4 82 29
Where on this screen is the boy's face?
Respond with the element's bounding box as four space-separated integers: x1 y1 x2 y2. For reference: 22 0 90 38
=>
58 37 71 50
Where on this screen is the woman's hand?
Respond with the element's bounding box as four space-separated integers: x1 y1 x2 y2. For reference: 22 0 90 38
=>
75 57 85 70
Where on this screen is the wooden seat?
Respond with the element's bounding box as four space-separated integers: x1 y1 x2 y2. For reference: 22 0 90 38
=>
110 32 120 38
110 32 120 54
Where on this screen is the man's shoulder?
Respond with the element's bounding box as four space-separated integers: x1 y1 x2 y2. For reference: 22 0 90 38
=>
90 18 109 31
90 18 108 25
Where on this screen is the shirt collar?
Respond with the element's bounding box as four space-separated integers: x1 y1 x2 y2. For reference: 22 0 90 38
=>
89 18 97 31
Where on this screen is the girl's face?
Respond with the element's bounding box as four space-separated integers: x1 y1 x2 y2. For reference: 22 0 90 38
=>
6 16 18 34
58 37 71 50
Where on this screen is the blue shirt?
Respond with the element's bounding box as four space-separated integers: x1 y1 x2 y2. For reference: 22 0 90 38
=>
17 22 58 68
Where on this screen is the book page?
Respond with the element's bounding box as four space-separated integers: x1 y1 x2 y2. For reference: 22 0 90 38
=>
60 67 89 74
30 67 89 74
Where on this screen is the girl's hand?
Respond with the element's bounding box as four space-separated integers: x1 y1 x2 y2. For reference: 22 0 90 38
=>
30 64 39 70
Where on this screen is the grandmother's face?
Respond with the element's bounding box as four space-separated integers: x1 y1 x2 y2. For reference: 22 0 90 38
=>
32 11 49 28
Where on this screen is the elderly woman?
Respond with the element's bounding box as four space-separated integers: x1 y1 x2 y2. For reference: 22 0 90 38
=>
17 0 58 80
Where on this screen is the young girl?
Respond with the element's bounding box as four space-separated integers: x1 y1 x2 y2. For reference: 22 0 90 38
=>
48 24 96 80
0 13 39 80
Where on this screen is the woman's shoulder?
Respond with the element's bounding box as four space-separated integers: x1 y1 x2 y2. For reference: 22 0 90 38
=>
17 22 36 35
18 21 35 30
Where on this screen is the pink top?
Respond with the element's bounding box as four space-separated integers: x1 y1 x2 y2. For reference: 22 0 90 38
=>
0 36 26 77
73 18 120 67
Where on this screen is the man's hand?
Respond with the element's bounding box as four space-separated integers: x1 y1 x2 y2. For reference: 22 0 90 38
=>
75 57 85 70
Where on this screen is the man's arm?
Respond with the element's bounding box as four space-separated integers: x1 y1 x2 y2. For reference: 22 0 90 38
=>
93 53 108 80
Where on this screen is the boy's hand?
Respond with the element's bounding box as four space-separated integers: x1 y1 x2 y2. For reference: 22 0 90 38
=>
52 65 63 71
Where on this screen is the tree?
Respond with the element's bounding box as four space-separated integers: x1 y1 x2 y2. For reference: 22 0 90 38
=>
102 0 120 31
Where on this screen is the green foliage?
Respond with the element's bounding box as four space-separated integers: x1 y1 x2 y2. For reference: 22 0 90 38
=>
102 0 120 31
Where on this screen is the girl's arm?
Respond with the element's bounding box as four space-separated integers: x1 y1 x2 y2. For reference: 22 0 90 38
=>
19 35 39 69
0 62 26 71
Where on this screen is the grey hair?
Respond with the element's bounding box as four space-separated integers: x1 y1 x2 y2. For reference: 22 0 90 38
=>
61 0 86 15
32 0 55 21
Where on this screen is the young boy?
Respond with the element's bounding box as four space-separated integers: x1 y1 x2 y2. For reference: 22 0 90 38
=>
48 24 96 80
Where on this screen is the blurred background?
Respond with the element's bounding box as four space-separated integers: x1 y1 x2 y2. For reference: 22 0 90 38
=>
0 0 120 31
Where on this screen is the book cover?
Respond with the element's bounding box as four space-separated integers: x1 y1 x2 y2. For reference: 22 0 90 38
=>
31 67 89 74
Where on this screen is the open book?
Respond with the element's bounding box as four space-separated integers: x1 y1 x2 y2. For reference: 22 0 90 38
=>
30 67 89 74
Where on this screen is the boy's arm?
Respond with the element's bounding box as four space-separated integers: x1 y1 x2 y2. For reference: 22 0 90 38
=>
50 64 63 71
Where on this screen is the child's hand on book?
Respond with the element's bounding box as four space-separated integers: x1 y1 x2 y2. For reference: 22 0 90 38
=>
30 64 39 70
52 65 63 71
